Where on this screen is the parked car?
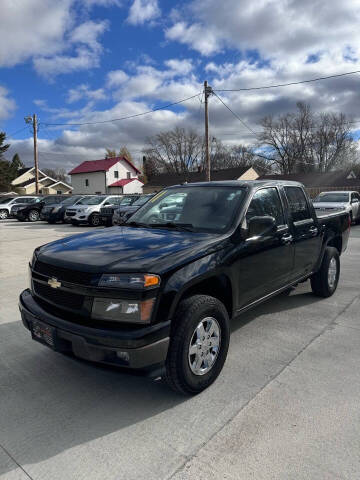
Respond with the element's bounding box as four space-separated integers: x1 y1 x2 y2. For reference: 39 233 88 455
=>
64 195 123 226
0 196 39 219
313 190 360 224
112 194 155 225
21 181 350 394
15 196 65 222
41 196 86 224
100 195 140 227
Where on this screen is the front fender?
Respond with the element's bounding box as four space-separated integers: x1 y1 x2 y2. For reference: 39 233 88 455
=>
157 249 232 322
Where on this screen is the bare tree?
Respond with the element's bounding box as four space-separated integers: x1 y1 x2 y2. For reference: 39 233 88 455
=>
258 102 355 173
143 127 204 175
42 168 67 182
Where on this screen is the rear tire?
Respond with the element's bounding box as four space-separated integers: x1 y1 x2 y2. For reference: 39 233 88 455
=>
165 295 230 395
28 209 40 222
310 247 340 298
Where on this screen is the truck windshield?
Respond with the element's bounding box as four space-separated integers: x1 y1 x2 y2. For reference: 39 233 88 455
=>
129 186 246 233
315 193 349 203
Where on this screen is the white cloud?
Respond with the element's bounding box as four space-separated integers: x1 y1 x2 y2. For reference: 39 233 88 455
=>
106 70 129 87
127 0 161 25
0 86 16 121
166 0 360 60
67 84 107 103
33 20 109 78
107 59 198 101
0 0 72 67
70 20 108 52
0 1 115 77
166 21 221 56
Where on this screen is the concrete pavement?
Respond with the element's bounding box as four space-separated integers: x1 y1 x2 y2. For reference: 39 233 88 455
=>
0 220 359 480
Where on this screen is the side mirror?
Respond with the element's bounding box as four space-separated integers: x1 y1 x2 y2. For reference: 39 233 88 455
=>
351 199 359 204
248 216 276 238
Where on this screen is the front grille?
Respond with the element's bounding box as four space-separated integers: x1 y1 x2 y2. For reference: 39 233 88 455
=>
66 211 76 216
34 282 84 310
34 260 94 285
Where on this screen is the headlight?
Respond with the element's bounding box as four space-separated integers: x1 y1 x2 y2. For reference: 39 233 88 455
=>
98 273 160 290
91 298 155 323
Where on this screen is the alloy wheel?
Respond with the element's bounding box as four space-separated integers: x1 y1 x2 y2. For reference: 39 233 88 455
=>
328 257 337 288
188 317 221 376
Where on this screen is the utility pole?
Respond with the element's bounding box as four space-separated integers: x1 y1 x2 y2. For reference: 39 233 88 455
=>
25 114 39 194
204 80 213 181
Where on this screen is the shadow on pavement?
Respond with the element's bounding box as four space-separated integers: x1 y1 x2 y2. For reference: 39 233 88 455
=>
0 320 184 476
0 284 326 476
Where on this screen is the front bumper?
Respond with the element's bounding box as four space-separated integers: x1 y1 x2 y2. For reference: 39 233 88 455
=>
65 212 90 224
19 289 170 374
41 211 62 222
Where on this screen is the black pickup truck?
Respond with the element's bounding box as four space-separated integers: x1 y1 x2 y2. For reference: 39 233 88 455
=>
20 181 350 394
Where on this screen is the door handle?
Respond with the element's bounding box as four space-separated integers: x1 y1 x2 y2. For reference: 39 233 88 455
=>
281 234 293 244
309 226 318 236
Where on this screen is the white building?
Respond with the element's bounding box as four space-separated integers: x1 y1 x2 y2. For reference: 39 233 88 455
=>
11 167 73 195
69 156 143 195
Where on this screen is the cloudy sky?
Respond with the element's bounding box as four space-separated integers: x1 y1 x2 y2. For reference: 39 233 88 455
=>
1 0 360 171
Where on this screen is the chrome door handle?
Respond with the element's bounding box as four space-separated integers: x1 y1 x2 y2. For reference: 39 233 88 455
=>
281 234 293 244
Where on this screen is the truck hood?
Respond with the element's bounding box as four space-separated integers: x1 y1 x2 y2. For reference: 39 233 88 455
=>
313 202 349 209
37 226 224 274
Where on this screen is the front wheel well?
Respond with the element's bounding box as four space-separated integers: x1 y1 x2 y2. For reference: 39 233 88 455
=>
180 274 233 319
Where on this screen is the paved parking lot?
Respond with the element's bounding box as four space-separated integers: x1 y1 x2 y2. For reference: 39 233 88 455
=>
1 220 360 480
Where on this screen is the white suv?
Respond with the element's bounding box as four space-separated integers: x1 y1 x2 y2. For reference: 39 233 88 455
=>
64 195 122 226
0 196 39 219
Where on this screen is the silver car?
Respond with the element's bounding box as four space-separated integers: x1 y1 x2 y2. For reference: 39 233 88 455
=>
313 191 360 223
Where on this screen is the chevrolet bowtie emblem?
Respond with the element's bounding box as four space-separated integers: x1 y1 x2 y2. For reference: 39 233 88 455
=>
48 277 61 289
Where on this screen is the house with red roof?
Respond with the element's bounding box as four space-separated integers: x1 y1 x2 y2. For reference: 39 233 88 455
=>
68 156 143 195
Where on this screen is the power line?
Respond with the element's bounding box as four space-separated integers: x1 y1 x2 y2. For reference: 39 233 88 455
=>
7 126 29 137
214 69 360 92
213 92 258 135
42 93 201 127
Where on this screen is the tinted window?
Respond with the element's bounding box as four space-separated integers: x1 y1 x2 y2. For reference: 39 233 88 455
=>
315 193 349 203
246 188 285 226
133 195 152 206
285 187 311 222
130 187 246 233
0 197 14 204
120 196 135 205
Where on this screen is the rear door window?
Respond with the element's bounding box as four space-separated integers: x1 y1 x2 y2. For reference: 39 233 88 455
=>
284 187 311 222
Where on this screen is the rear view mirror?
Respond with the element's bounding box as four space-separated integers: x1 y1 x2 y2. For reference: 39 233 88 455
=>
248 216 276 238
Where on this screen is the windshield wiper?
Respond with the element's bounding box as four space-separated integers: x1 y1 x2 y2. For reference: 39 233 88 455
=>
150 222 195 232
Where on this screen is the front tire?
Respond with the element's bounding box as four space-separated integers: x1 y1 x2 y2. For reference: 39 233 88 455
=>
0 209 9 219
89 213 100 227
28 209 40 222
165 295 230 395
310 247 340 298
